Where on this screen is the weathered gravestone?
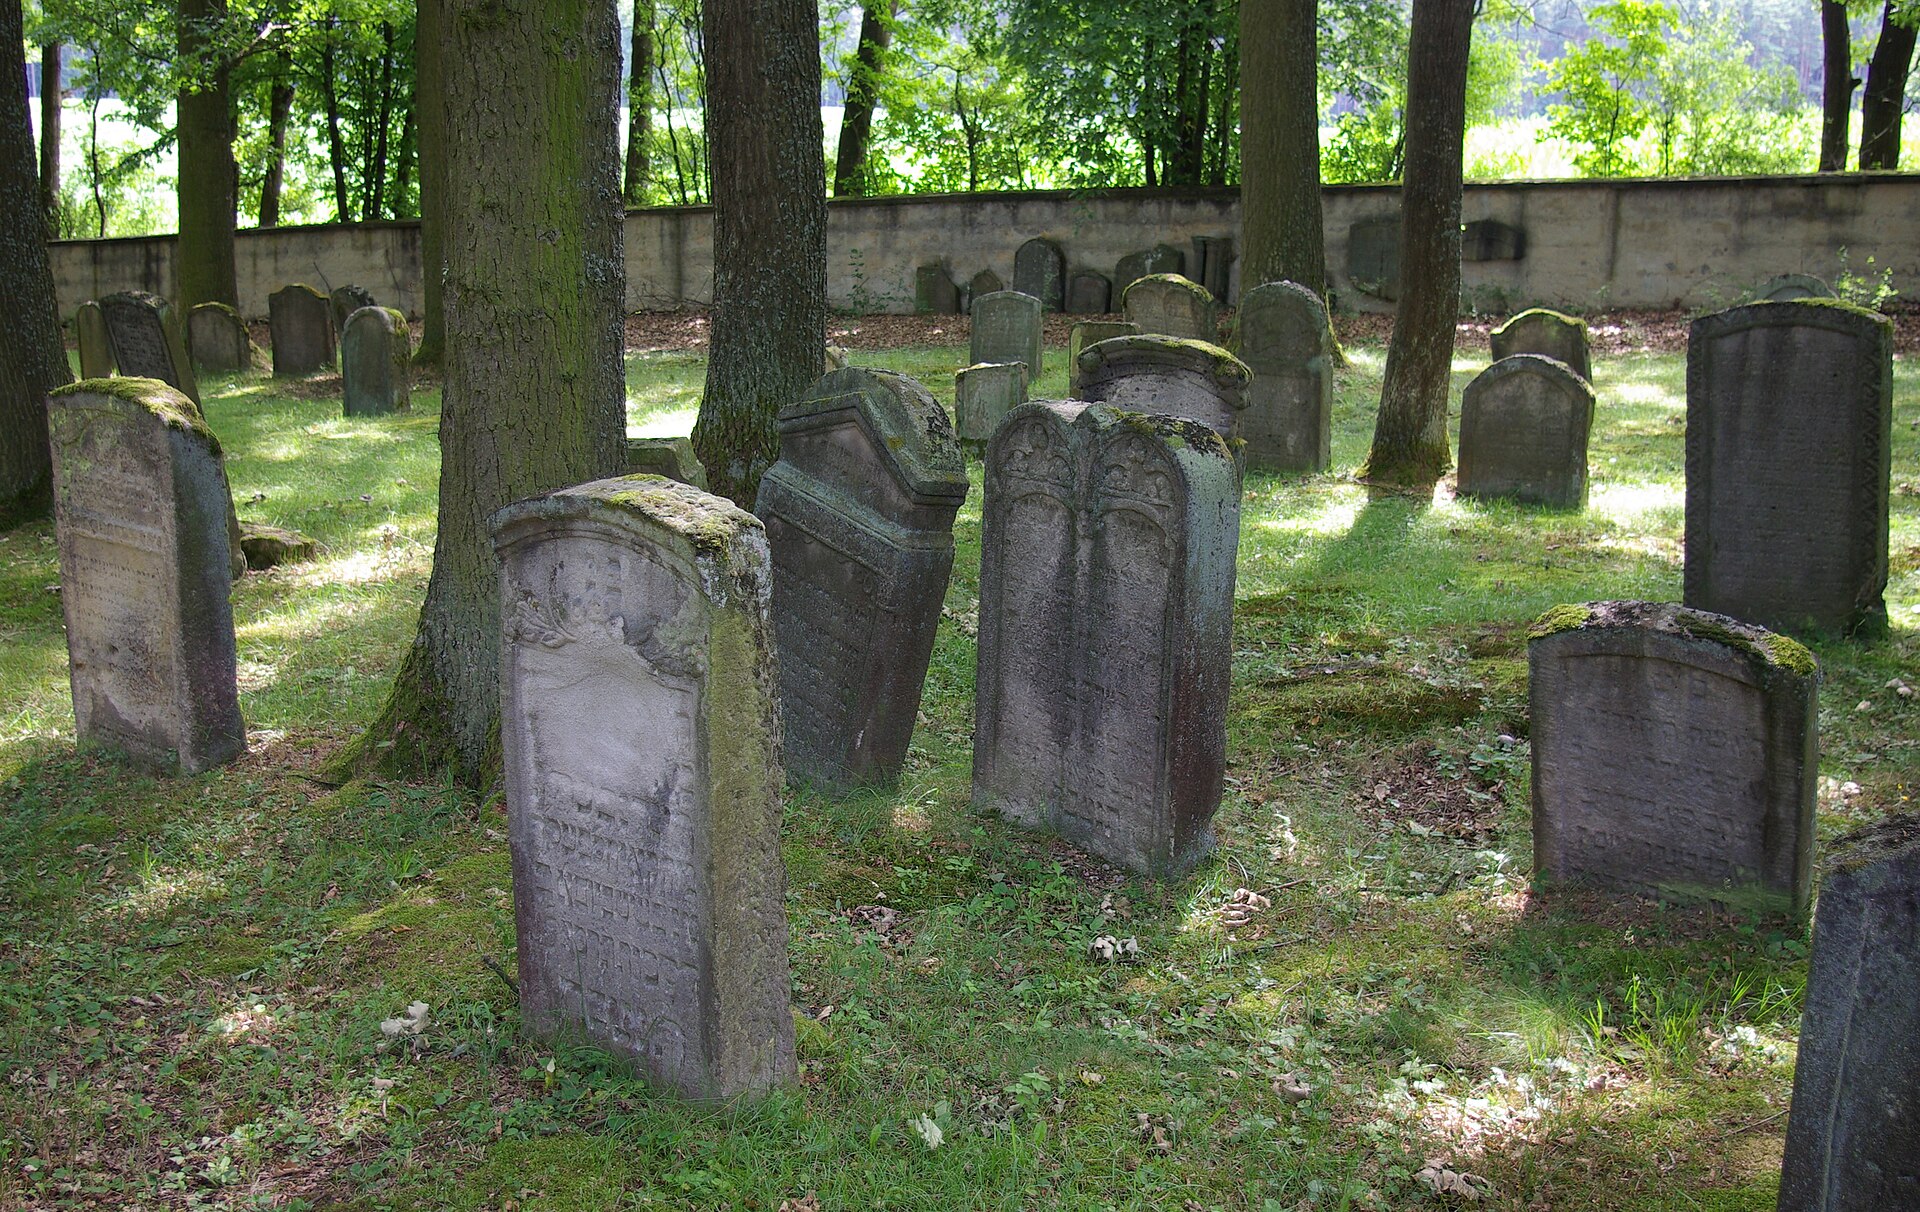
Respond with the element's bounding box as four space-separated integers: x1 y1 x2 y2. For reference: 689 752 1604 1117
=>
100 291 200 404
269 284 337 375
1190 235 1233 302
756 369 968 789
1347 216 1401 300
1777 813 1920 1211
187 303 251 374
491 476 794 1100
1013 237 1066 312
1075 334 1252 445
1123 273 1217 342
341 307 412 417
1529 600 1817 917
974 402 1239 877
915 263 960 314
74 301 115 379
968 268 1003 300
1685 301 1893 639
954 362 1030 447
1236 281 1334 473
329 284 377 334
1461 219 1526 261
625 435 708 489
46 380 246 773
1754 272 1834 302
1114 244 1184 298
1067 320 1139 396
1490 308 1591 383
1066 271 1112 315
1456 355 1595 509
970 290 1043 380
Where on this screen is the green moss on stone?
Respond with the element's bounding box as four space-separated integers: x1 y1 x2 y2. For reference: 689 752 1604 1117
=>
1758 295 1889 323
1528 603 1595 640
1499 307 1588 334
1672 608 1819 677
51 376 222 454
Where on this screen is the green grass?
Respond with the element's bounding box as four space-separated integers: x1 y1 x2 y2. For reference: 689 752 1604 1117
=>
1 337 1916 1211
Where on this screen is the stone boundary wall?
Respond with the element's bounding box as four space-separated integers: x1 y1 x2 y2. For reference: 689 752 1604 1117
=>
48 174 1920 321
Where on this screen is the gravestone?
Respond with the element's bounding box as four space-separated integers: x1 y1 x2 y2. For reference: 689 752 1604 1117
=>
1347 216 1401 300
1013 238 1066 312
270 284 336 375
492 476 794 1101
755 369 967 789
625 436 708 489
99 291 200 404
974 401 1240 877
968 268 1003 300
915 263 960 314
1777 813 1920 1211
1114 244 1184 298
45 380 246 774
1237 281 1334 473
75 302 115 379
1457 355 1595 508
1075 334 1251 444
1066 271 1112 315
187 303 251 374
341 307 412 417
1529 600 1817 917
1461 219 1526 261
969 290 1043 380
954 362 1030 447
1685 301 1893 639
1067 321 1139 396
1754 272 1834 302
1191 235 1233 302
823 345 849 375
329 284 377 334
1490 308 1591 383
1122 274 1217 342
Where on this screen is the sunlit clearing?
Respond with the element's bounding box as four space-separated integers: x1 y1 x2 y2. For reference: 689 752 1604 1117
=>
1590 481 1683 522
629 405 699 438
1609 380 1680 408
291 544 432 588
1257 494 1365 536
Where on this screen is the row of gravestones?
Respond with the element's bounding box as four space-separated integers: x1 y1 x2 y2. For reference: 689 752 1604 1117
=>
916 235 1234 316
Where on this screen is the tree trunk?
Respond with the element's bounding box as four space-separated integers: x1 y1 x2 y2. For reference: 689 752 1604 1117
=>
260 57 294 226
367 22 396 221
1361 0 1473 489
392 99 416 215
413 0 446 364
321 33 351 222
1239 0 1326 298
38 41 58 237
177 0 238 310
1206 5 1236 187
1819 0 1856 171
340 0 626 784
2 0 71 524
692 0 826 507
1859 1 1917 169
831 0 893 197
625 0 652 204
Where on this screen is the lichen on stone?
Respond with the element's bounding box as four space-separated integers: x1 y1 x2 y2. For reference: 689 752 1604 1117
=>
1527 603 1595 640
51 377 222 454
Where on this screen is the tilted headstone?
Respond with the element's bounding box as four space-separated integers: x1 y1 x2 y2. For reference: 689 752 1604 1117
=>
1457 355 1595 509
269 284 337 375
46 380 246 773
954 362 1030 447
1075 334 1251 444
99 291 200 405
1114 244 1184 298
1122 273 1217 342
1191 235 1233 302
1529 600 1817 917
970 290 1043 381
1777 813 1920 1211
74 301 115 379
341 306 412 417
974 402 1239 876
1461 219 1526 261
329 284 377 334
968 268 1003 300
1754 272 1834 302
1013 237 1066 312
1685 301 1893 639
1067 321 1139 397
1347 216 1401 300
1236 281 1334 473
625 435 709 490
756 369 968 789
1066 271 1112 315
1490 308 1591 383
187 303 251 374
492 476 794 1100
915 263 960 315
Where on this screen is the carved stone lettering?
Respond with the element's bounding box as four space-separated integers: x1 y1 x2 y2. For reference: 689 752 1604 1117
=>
1013 238 1065 312
954 362 1030 447
270 284 337 375
1122 274 1217 342
1236 281 1333 472
1075 334 1252 444
100 291 200 404
1490 309 1591 383
341 307 412 417
1457 354 1595 508
970 290 1043 380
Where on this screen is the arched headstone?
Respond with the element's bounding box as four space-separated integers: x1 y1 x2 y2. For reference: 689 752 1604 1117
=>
1457 354 1595 508
1237 281 1334 473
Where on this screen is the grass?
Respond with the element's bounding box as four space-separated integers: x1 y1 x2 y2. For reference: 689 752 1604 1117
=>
0 333 1915 1211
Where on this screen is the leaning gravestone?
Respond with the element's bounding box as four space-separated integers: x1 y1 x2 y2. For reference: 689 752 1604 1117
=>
1777 813 1920 1211
1754 272 1834 302
1457 355 1595 508
1490 308 1592 383
1347 216 1401 300
974 402 1239 877
75 301 115 379
1068 320 1139 396
1075 334 1252 444
970 290 1044 380
1066 271 1112 315
968 268 1003 300
1123 273 1217 341
954 362 1030 448
915 263 960 314
1237 281 1333 473
45 380 246 774
187 303 251 374
1013 237 1066 312
270 285 336 375
492 476 795 1101
625 436 708 490
329 284 377 334
341 307 412 417
1114 244 1184 298
756 369 968 789
1529 600 1817 917
1686 300 1893 639
99 291 200 404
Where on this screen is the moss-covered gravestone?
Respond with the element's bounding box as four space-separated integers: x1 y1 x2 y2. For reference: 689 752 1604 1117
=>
1114 244 1183 298
970 290 1043 381
100 291 200 405
46 379 246 774
1754 272 1834 302
1457 354 1595 509
1490 308 1591 383
269 284 336 375
974 402 1240 877
1236 281 1334 473
1013 237 1065 312
968 268 1003 300
1122 273 1217 342
1067 320 1139 397
954 361 1029 448
74 301 115 379
1529 601 1817 917
914 263 960 314
491 477 794 1101
1075 334 1252 446
187 302 251 374
341 307 411 417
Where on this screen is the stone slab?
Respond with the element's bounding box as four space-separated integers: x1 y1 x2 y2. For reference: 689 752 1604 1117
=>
1067 321 1140 397
1490 308 1591 383
187 303 252 374
99 291 200 404
1013 237 1065 312
1754 272 1835 302
1236 281 1333 473
1066 271 1112 315
1191 235 1232 302
970 290 1043 381
330 284 377 334
1075 334 1251 444
270 284 337 376
341 306 412 417
1461 219 1526 262
1122 273 1217 342
915 262 960 314
625 436 709 490
1457 354 1595 509
75 301 115 379
1347 216 1401 300
1114 244 1184 298
955 361 1030 446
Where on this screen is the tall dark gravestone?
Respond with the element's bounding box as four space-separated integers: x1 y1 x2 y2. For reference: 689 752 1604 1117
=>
329 284 377 334
1013 237 1066 312
1529 600 1817 917
99 291 200 404
341 307 412 417
974 402 1240 877
756 369 967 789
1347 216 1401 300
74 301 116 379
269 284 337 375
1490 308 1592 383
46 380 246 773
1067 320 1139 397
970 290 1043 380
1075 334 1251 445
1457 354 1595 509
1237 281 1334 473
1685 301 1893 639
1191 235 1232 302
915 263 960 314
1122 273 1217 341
492 477 795 1101
187 303 252 374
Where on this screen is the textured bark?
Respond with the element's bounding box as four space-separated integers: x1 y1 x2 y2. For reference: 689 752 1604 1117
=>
1819 1 1856 172
321 34 350 222
177 0 237 311
366 23 396 220
1361 0 1473 489
1859 1 1916 170
38 42 58 236
260 57 294 226
693 0 826 507
831 0 893 197
413 0 446 365
341 0 626 784
624 0 651 203
1239 0 1325 298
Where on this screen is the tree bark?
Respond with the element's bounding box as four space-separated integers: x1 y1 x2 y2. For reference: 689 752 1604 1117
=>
625 0 652 204
1239 0 1326 298
1859 1 1917 169
38 41 58 237
693 0 826 506
321 32 351 222
1819 0 1856 171
831 0 893 197
261 58 295 226
1361 0 1473 489
367 23 397 221
177 0 238 310
413 0 446 364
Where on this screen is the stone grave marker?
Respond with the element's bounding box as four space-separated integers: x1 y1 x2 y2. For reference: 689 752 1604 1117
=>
1122 273 1217 342
1236 281 1334 473
492 476 794 1101
75 301 115 379
1457 354 1595 508
1067 320 1139 397
46 379 246 773
970 290 1043 380
1461 219 1526 261
968 268 1003 300
1754 272 1834 302
1075 334 1251 444
1347 216 1401 300
99 291 200 404
329 284 377 334
915 263 960 314
1191 235 1233 302
625 436 708 489
187 303 251 374
1066 271 1112 315
341 307 412 417
974 401 1239 877
1529 600 1817 917
270 284 337 375
1490 308 1591 383
1013 237 1066 312
1114 244 1184 297
1686 300 1893 639
755 368 967 789
954 362 1029 447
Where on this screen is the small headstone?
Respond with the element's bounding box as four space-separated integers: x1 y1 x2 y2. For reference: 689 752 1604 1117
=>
625 436 709 490
1347 216 1401 300
99 291 200 404
954 362 1030 447
1461 219 1526 261
186 303 251 374
1013 238 1066 312
46 379 246 773
1754 272 1835 302
974 401 1239 877
74 301 115 379
1114 244 1184 298
1237 281 1333 473
329 284 377 334
341 307 412 417
1122 273 1217 342
492 476 794 1101
269 284 337 376
1490 308 1591 383
1529 600 1817 917
1457 355 1595 509
1685 300 1893 639
1777 813 1920 1210
238 521 316 570
914 263 960 315
968 268 1003 300
1066 271 1112 315
969 290 1043 381
1190 235 1233 302
1075 334 1251 444
1067 321 1139 396
823 345 850 374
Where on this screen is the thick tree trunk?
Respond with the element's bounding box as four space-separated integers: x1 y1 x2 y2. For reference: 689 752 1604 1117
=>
693 0 826 506
38 41 58 236
414 0 446 364
260 58 295 226
1239 0 1326 298
625 0 652 204
1859 2 1917 169
321 33 351 222
177 0 238 310
1361 0 1473 489
1819 0 1856 171
341 0 626 784
831 0 893 197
